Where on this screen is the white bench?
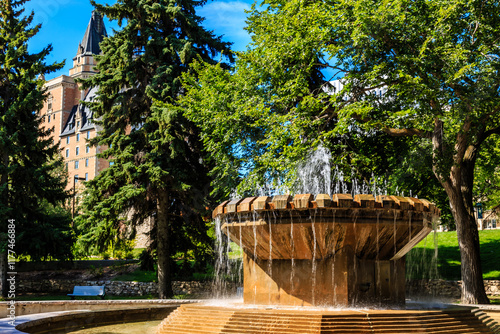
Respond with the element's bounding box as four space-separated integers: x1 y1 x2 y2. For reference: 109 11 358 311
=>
67 285 105 299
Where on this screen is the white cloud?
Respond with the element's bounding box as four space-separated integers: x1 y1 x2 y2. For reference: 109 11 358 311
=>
199 0 254 51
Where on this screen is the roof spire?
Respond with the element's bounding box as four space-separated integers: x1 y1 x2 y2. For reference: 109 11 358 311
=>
77 10 107 56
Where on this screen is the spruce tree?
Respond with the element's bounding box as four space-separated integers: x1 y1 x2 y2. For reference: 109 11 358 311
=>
76 0 232 298
0 0 71 297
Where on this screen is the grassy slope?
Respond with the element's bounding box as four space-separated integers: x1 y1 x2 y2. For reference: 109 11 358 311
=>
407 229 500 280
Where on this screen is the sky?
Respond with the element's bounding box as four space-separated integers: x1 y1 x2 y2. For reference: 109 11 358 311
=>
24 0 255 80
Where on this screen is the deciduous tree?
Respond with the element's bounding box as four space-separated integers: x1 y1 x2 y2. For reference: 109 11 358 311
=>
182 0 500 304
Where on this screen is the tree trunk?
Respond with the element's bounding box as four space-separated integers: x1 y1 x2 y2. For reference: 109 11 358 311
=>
156 190 173 298
432 118 489 304
447 188 489 304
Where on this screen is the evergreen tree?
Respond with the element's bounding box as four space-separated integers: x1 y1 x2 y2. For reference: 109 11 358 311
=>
0 0 71 297
76 0 232 298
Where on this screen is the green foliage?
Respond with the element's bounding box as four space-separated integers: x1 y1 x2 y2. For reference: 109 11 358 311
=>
183 0 500 196
89 265 104 278
0 0 72 279
409 230 500 280
475 135 500 210
112 269 157 282
181 0 500 303
139 249 155 271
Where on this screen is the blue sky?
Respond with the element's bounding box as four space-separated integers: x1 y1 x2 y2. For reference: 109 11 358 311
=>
24 0 255 80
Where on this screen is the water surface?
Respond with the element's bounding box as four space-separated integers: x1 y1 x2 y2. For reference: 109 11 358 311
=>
67 320 161 334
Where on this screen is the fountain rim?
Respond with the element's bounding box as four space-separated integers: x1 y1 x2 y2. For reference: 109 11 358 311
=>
213 193 440 220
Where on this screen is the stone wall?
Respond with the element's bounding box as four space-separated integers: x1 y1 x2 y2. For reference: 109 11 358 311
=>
407 279 500 300
17 278 500 299
19 279 236 297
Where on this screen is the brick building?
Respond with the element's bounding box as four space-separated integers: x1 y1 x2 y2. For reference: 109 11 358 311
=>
38 11 109 191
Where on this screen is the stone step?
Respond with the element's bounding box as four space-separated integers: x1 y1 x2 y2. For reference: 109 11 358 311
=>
156 305 495 334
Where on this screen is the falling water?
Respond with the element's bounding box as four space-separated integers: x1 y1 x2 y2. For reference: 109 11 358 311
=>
295 145 332 194
311 209 318 305
351 210 359 305
295 145 397 197
268 212 274 304
406 217 441 302
376 211 381 306
213 216 240 299
238 223 244 288
213 217 224 298
252 210 258 303
290 211 295 293
331 211 337 305
393 209 399 302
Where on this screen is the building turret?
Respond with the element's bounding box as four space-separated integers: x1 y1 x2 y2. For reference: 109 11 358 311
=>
69 10 107 80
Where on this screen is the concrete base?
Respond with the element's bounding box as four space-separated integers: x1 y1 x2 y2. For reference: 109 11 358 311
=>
243 250 405 307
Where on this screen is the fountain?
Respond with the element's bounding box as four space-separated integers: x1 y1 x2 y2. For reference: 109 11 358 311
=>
156 193 496 333
214 194 435 307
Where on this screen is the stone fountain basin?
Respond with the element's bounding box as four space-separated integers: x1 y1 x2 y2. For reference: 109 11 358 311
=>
215 194 438 262
213 194 439 307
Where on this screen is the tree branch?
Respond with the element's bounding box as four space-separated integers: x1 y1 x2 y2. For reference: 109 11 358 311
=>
481 125 500 143
381 127 430 138
455 116 472 165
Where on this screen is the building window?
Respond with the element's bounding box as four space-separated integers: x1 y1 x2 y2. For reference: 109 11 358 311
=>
76 147 79 156
75 161 79 169
66 137 70 144
87 131 90 139
65 149 69 158
76 133 80 142
65 163 68 170
77 121 80 128
85 158 89 167
47 95 53 111
86 145 90 154
75 174 79 182
85 173 88 181
48 115 51 123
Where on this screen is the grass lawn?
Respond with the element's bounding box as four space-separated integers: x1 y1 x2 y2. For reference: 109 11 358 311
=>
407 229 500 280
112 270 157 282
